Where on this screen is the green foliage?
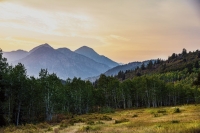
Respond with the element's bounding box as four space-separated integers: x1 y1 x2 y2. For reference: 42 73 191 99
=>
147 60 153 69
1 47 200 127
174 108 181 113
46 127 53 131
141 63 146 70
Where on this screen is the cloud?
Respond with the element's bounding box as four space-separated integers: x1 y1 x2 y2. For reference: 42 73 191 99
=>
1 0 200 63
0 2 95 36
109 35 130 42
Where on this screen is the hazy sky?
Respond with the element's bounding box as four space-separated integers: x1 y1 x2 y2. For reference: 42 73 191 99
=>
0 0 200 63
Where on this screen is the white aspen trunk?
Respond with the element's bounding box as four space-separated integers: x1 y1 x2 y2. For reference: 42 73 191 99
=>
121 88 126 109
16 102 21 126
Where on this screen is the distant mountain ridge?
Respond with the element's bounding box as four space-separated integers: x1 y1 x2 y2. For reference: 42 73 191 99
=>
104 60 150 76
3 50 28 62
86 60 151 82
3 44 118 79
75 46 119 68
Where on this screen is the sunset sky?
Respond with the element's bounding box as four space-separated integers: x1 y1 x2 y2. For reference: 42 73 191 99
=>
0 0 200 63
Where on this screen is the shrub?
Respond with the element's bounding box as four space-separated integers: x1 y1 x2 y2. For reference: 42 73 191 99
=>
100 115 112 121
60 120 69 128
24 124 38 130
87 120 95 125
171 120 180 123
153 113 159 117
80 125 101 132
69 117 85 125
132 114 138 118
115 118 129 124
37 122 50 129
174 108 181 113
82 126 91 132
47 127 53 131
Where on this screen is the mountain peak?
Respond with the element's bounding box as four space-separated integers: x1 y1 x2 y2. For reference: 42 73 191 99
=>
39 43 52 48
75 46 119 68
29 43 53 53
76 46 96 53
80 46 93 49
16 49 27 52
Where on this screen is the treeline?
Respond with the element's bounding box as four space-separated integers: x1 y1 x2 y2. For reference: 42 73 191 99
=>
0 49 200 126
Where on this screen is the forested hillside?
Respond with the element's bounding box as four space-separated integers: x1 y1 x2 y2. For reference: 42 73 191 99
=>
0 48 200 127
118 48 200 80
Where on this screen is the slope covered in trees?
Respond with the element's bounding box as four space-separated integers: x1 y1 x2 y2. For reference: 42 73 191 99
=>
0 48 200 127
117 49 200 80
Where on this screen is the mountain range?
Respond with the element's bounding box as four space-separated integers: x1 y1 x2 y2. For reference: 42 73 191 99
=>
3 44 147 80
3 44 119 79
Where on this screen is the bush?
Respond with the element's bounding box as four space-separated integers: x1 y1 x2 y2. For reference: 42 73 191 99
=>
100 115 112 121
60 120 69 128
171 120 180 123
87 120 95 125
115 118 129 124
37 122 50 129
24 124 38 130
47 127 53 131
69 118 85 125
82 126 91 132
153 113 159 117
80 125 101 132
132 114 138 118
174 108 181 113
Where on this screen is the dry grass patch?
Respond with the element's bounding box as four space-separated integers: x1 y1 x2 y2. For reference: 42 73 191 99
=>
2 104 200 133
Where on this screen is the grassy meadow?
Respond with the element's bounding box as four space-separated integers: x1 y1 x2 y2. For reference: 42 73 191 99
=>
1 104 200 133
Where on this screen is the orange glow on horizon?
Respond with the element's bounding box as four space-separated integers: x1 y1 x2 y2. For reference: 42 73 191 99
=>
0 0 200 63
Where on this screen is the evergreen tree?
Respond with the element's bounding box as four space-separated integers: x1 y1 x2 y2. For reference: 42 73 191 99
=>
141 63 145 70
0 49 8 126
182 48 187 56
147 60 153 69
194 61 199 69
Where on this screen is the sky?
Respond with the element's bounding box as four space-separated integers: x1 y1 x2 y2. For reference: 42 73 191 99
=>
0 0 200 63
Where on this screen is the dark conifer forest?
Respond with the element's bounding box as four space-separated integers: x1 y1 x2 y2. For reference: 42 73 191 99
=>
0 48 200 126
